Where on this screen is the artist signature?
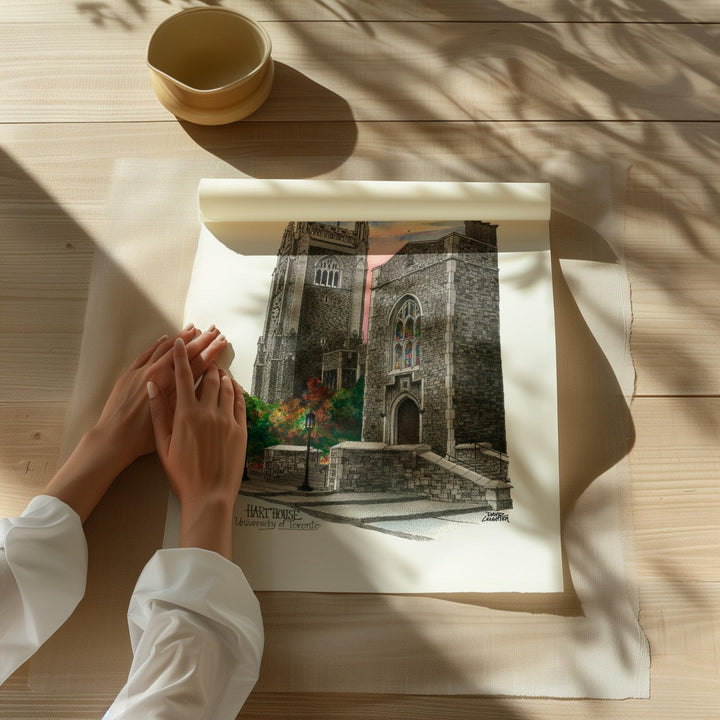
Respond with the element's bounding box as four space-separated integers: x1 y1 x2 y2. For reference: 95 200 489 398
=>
482 511 509 523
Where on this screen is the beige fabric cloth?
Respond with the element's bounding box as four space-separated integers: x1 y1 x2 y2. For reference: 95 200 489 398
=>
31 158 648 698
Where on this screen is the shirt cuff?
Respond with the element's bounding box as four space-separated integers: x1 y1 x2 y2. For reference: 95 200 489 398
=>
127 547 263 660
114 548 263 719
0 495 87 682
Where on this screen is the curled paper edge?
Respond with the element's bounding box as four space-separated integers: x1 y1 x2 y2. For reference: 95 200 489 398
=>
198 179 551 224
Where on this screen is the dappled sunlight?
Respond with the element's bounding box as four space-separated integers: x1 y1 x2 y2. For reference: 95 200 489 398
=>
0 147 552 708
259 11 720 121
2 0 718 710
59 0 720 25
74 0 222 30
182 62 358 176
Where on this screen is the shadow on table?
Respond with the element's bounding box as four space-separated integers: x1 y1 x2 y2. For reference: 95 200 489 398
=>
72 0 718 25
180 62 358 178
11 0 717 710
0 141 651 705
0 149 529 717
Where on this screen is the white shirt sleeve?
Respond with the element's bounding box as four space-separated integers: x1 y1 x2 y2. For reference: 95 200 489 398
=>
0 495 88 684
103 547 264 720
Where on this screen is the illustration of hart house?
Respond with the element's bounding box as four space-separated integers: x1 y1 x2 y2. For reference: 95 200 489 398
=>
248 220 512 535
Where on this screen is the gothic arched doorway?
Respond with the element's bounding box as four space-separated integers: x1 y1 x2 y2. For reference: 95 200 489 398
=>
396 397 420 444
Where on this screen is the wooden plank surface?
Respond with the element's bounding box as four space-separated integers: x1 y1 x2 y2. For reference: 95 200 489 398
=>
0 394 718 717
1 579 718 718
629 398 720 582
4 0 720 24
1 1 719 717
0 403 65 517
1 121 718 397
2 22 719 122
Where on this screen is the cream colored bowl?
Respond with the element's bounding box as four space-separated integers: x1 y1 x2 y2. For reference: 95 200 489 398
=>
147 7 273 125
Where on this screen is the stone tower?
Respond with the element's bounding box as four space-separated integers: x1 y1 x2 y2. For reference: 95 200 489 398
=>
361 221 506 456
252 221 369 403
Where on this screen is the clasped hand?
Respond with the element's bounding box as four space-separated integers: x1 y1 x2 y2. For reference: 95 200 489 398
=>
44 325 247 557
96 325 228 468
147 339 247 558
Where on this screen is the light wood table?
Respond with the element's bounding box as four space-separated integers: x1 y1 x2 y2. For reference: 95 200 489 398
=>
1 2 718 718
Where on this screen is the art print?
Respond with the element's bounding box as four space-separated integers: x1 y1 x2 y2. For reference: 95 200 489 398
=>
170 180 561 593
240 220 512 542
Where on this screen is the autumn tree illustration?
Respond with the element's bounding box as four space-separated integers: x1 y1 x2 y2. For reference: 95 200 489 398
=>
244 376 365 466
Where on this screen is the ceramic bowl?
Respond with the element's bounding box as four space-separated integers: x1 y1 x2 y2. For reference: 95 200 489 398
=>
147 7 273 125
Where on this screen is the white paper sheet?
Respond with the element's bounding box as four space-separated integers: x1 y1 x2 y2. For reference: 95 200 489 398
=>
166 180 562 593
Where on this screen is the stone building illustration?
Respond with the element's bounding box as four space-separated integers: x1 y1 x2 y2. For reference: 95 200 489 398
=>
248 220 512 535
361 220 506 457
252 221 369 402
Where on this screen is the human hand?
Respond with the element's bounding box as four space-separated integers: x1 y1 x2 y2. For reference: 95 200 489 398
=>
95 325 227 470
148 339 247 558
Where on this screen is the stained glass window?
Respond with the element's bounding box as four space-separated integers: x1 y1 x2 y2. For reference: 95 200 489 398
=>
391 297 421 370
394 343 403 369
404 341 413 368
314 257 340 288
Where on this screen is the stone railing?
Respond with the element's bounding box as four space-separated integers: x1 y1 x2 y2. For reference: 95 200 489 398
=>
263 445 328 488
326 441 512 510
451 442 509 483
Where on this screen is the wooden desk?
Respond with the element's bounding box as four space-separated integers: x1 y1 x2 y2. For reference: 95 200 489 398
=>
1 2 718 717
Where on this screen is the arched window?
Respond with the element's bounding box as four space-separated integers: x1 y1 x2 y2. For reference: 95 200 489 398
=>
394 343 403 370
314 257 340 288
391 297 421 370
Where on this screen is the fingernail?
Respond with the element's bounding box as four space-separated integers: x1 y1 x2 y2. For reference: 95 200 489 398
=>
174 337 184 349
183 322 194 331
217 334 226 343
207 324 216 332
147 381 157 399
158 334 168 342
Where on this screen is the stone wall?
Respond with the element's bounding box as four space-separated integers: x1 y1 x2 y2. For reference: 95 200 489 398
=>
281 221 370 256
362 226 507 456
362 247 450 453
263 445 329 488
326 442 421 493
253 222 368 404
452 249 507 452
295 280 355 395
453 443 508 483
252 252 299 403
327 441 512 509
464 220 498 251
252 332 297 404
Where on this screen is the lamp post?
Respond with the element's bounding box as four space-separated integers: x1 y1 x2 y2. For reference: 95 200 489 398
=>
298 410 316 491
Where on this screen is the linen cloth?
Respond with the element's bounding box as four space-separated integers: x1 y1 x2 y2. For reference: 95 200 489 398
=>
0 495 263 718
40 158 648 699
